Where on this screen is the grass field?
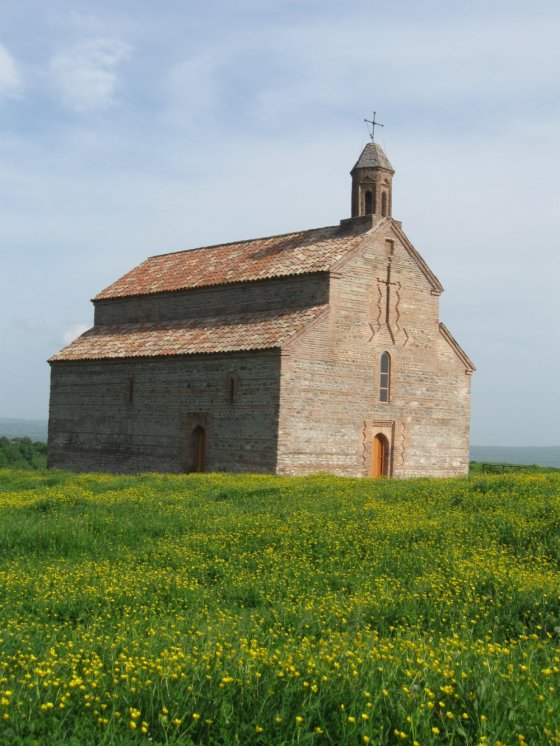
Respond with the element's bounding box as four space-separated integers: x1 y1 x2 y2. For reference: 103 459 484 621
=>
0 470 559 745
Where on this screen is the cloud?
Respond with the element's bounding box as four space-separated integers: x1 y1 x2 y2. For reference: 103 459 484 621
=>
50 37 131 112
62 323 89 345
0 43 23 98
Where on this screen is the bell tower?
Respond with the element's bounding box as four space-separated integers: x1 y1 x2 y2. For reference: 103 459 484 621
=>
350 142 394 219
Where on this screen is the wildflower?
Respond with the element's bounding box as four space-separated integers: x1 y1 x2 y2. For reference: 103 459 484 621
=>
255 725 264 733
295 716 303 726
432 727 440 735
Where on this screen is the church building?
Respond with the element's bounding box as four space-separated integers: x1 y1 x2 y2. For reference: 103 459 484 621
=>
48 140 474 477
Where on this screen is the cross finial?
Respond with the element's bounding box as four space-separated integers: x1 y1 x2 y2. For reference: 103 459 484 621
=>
364 111 384 142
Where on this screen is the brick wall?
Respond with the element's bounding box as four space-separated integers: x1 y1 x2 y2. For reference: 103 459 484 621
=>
277 220 472 477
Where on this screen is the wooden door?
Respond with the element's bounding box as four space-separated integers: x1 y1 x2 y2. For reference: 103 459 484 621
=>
372 434 387 478
193 426 206 473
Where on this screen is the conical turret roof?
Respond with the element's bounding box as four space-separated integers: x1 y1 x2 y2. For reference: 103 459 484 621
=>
352 142 394 173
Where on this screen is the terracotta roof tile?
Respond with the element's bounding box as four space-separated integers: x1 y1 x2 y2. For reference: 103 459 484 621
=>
94 225 371 299
49 306 327 362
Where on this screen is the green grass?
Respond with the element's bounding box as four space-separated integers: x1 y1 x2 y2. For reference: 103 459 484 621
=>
0 469 559 745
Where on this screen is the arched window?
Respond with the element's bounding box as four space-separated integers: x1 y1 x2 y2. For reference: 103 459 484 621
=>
381 192 388 217
380 352 390 402
364 190 373 215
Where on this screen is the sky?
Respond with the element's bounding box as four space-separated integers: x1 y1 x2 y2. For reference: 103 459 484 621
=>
0 0 559 446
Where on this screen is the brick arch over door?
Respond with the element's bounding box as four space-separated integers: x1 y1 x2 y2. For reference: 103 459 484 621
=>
192 425 206 473
371 433 390 478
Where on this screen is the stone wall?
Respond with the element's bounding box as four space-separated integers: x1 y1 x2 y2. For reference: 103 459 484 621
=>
94 273 329 325
277 219 472 477
48 350 281 474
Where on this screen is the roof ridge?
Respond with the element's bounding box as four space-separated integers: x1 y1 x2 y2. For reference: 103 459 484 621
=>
149 224 340 259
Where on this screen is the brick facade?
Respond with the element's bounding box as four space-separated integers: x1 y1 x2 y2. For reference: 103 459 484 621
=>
48 142 474 476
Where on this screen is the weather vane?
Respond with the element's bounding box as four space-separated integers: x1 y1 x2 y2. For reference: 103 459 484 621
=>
364 111 384 142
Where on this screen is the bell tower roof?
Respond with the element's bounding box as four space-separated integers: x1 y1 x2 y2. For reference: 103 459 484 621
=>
351 142 394 173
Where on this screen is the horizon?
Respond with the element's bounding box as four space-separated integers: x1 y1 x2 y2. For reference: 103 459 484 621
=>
1 1 559 446
1 417 559 450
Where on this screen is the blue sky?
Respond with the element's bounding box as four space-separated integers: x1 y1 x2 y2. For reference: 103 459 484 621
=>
1 0 559 445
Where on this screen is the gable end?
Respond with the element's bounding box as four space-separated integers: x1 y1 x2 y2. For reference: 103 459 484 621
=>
390 223 444 295
439 322 476 374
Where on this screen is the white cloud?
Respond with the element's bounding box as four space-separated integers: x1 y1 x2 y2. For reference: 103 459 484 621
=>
62 323 89 345
50 37 131 112
0 43 23 98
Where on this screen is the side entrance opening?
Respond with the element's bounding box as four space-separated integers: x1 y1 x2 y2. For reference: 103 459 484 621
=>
192 425 206 473
371 433 390 478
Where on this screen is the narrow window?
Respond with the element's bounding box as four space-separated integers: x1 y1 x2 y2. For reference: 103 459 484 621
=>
364 190 373 215
381 192 388 217
379 352 390 402
127 377 134 404
225 372 239 404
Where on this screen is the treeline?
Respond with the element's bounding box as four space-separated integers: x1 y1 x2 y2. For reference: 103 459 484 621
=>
470 460 560 474
0 437 47 469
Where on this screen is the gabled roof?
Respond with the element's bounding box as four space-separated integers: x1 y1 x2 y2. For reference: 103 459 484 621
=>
95 225 371 300
351 142 394 173
439 323 476 374
390 223 444 295
49 306 328 362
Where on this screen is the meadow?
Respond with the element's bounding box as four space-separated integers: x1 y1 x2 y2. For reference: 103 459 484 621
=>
0 470 559 745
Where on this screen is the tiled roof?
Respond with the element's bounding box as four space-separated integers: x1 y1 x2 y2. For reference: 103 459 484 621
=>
49 306 327 362
95 225 373 300
352 142 394 173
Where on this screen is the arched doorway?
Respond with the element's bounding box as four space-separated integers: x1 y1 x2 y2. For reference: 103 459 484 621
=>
192 425 206 473
371 433 389 478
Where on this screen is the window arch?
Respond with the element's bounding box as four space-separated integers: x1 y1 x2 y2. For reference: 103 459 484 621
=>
381 191 388 217
364 190 373 215
379 352 390 402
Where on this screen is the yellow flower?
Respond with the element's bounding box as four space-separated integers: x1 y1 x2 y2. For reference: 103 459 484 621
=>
192 713 201 721
255 725 264 733
432 726 440 735
295 716 303 726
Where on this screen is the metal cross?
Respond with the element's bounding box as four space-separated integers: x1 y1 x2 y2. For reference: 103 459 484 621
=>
364 111 384 142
